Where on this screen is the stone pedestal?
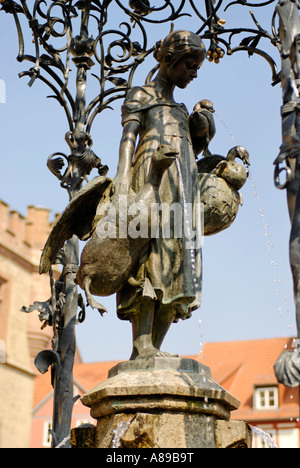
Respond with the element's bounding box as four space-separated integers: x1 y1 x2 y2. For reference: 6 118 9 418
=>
80 357 251 448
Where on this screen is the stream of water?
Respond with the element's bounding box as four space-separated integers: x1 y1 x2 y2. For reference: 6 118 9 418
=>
214 111 293 336
250 426 278 448
111 420 132 448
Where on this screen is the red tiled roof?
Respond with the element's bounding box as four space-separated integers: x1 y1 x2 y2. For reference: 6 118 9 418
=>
33 360 121 408
196 337 299 422
73 360 121 393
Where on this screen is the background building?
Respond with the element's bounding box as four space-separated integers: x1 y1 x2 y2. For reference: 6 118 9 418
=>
0 200 53 448
198 337 300 448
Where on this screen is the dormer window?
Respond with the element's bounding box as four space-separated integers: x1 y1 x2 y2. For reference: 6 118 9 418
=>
254 386 279 410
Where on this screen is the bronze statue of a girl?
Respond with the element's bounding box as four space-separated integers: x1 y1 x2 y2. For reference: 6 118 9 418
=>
112 30 214 360
40 30 216 361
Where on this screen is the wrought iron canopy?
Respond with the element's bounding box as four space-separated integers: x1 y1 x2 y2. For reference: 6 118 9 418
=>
0 0 282 193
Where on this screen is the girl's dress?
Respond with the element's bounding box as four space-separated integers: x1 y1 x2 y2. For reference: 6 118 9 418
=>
117 82 202 322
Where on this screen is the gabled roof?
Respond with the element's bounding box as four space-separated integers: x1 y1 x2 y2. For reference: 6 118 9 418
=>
196 337 299 422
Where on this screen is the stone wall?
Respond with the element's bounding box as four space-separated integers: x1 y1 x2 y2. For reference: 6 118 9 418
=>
0 200 54 448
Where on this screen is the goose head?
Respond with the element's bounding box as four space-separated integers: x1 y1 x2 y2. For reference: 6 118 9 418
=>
226 146 250 168
193 99 215 114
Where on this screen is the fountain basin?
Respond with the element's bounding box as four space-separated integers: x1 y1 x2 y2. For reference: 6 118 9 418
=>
80 357 251 448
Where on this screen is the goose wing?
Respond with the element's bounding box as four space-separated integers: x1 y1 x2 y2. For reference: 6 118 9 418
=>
40 176 112 274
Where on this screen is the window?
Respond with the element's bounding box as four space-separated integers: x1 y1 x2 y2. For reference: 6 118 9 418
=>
43 421 52 448
0 277 9 337
254 386 278 410
277 425 299 448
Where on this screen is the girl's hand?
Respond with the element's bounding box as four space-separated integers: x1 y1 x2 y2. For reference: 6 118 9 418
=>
112 170 131 195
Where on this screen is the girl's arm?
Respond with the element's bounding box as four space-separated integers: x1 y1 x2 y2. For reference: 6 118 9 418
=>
113 120 140 194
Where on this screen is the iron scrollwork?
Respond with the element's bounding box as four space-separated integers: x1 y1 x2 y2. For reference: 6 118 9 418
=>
1 0 292 447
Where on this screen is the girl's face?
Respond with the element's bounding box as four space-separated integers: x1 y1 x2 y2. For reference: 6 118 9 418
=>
166 51 204 89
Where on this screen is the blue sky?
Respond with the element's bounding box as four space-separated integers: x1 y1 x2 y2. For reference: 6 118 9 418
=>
0 2 296 363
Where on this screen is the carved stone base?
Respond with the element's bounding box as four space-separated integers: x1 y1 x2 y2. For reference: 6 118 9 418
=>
80 357 251 448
